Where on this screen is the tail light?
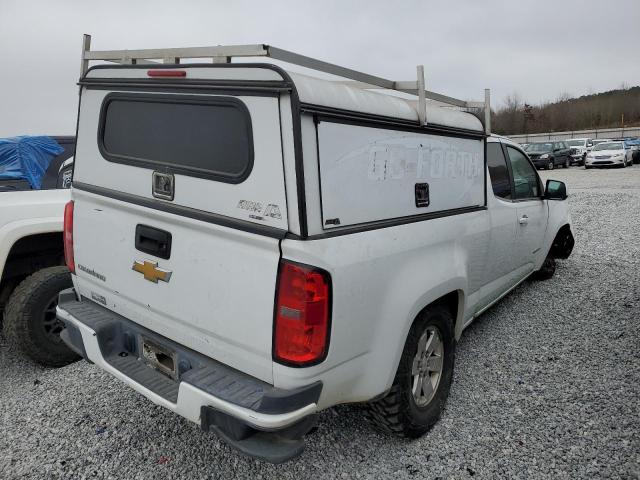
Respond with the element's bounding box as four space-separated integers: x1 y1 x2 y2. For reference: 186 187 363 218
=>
147 70 187 77
63 200 75 273
273 260 331 366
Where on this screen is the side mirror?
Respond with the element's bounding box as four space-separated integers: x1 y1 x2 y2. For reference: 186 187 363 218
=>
544 179 567 200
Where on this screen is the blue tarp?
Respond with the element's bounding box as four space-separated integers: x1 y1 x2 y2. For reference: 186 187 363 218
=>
0 136 64 189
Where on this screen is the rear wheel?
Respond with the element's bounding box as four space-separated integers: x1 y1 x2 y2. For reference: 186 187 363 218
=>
363 305 455 438
547 160 554 170
3 266 79 367
564 158 570 168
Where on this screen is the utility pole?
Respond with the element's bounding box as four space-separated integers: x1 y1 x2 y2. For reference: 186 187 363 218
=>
523 103 534 135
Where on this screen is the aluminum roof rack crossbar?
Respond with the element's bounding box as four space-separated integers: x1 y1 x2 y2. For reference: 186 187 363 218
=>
80 34 491 134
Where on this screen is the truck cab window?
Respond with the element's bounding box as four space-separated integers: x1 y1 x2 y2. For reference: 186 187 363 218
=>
487 142 512 200
506 146 540 200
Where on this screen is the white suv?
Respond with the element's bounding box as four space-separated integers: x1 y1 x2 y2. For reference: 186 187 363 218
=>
566 138 592 165
57 43 574 463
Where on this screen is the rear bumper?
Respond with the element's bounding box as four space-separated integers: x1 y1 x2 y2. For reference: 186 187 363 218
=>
56 289 320 463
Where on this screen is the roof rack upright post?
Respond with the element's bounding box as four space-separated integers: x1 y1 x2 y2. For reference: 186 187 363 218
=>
80 34 91 78
484 88 491 135
417 65 427 126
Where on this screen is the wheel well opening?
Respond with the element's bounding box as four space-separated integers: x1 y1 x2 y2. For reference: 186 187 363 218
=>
0 233 64 309
550 224 574 260
416 290 461 330
436 291 461 327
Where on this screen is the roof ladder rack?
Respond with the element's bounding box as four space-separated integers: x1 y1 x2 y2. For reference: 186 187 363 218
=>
80 34 491 134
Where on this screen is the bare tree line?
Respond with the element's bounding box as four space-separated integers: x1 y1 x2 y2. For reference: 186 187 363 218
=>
492 85 640 135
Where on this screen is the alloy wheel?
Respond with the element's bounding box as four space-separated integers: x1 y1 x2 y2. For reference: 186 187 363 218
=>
42 294 64 342
411 326 444 407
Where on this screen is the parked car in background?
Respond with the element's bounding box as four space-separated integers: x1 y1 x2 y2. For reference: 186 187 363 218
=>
585 141 633 168
0 136 79 367
614 138 640 165
566 138 592 165
520 143 530 150
625 139 640 164
526 141 572 170
590 139 612 149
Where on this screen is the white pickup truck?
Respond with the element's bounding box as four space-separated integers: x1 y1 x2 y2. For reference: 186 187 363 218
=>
57 40 574 463
1 138 78 367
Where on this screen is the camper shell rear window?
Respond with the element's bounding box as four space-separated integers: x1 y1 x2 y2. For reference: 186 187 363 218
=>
98 93 253 183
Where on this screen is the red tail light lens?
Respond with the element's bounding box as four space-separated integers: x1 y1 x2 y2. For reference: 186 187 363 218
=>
63 200 75 273
274 260 331 366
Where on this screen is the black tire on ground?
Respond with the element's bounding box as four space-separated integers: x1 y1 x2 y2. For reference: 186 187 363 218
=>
363 305 455 438
585 165 592 169
3 266 79 367
532 255 556 281
564 158 570 168
547 160 554 170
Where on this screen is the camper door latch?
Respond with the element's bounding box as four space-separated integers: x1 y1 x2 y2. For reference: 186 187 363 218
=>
415 183 430 208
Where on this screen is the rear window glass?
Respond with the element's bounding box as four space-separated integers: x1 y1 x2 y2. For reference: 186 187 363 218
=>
100 94 253 183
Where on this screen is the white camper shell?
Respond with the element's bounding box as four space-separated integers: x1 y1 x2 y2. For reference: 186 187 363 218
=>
57 37 574 463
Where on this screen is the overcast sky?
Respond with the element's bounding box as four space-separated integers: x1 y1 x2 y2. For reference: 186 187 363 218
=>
1 0 639 136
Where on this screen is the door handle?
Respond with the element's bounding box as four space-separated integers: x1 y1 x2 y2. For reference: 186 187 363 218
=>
135 224 172 259
519 215 529 225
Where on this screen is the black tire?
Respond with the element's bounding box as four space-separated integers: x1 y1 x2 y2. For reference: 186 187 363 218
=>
3 266 79 367
547 160 554 170
563 158 570 168
532 255 556 281
363 305 455 438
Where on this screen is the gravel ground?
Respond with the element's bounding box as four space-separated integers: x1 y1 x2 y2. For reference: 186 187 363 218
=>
1 165 639 479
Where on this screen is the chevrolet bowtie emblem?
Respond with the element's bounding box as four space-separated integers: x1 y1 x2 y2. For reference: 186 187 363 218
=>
132 260 172 283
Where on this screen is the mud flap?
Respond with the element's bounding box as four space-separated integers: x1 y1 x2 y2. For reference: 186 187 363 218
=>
201 407 317 463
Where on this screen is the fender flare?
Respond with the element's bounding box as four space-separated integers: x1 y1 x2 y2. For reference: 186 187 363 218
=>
379 274 468 394
0 218 63 278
